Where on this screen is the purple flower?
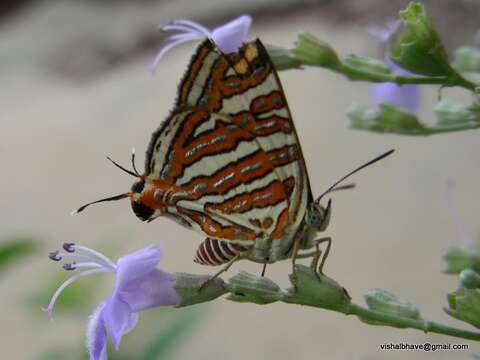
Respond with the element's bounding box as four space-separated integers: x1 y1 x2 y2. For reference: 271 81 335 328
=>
151 15 252 71
368 20 420 113
44 243 180 360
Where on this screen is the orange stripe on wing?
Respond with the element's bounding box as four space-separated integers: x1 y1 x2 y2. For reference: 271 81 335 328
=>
204 180 286 215
270 207 289 240
178 45 212 106
168 150 276 202
179 208 257 241
180 121 255 166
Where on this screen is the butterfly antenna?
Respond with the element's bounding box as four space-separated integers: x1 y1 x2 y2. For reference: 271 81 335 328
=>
131 147 140 176
106 156 139 178
71 193 131 215
325 183 356 194
315 149 394 204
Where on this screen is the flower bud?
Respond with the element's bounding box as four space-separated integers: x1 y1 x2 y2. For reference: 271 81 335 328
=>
284 265 350 312
174 272 228 307
459 269 480 290
454 46 480 73
227 271 284 304
363 288 420 327
434 101 480 130
292 33 339 68
446 287 480 329
348 103 430 135
267 46 302 71
387 2 453 77
342 54 393 79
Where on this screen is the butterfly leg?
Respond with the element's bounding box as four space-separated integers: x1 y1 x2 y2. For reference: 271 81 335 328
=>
199 254 241 292
290 234 304 287
311 237 332 275
310 243 322 275
261 262 268 277
291 237 332 280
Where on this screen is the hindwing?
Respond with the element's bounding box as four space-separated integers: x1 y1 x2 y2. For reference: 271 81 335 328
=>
145 39 312 243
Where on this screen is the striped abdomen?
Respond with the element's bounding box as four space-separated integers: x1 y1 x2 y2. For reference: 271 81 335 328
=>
194 238 249 265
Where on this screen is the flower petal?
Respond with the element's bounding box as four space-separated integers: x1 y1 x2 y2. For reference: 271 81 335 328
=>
211 15 252 54
101 296 136 350
169 19 211 36
150 32 204 72
367 19 400 43
161 24 205 36
120 269 180 312
371 82 420 113
386 58 412 76
115 245 162 290
87 304 108 360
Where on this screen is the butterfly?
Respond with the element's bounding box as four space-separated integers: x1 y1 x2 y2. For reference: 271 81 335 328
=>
75 38 393 275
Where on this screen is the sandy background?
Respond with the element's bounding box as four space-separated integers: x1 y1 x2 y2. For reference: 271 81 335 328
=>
1 0 479 359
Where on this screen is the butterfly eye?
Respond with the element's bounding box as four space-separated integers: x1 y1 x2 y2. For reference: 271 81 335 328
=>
307 205 324 229
131 180 145 194
131 200 155 222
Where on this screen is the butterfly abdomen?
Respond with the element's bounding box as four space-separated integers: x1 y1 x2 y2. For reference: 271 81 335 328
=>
194 237 249 265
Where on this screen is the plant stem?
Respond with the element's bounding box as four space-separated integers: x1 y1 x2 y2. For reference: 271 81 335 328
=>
335 62 478 91
271 47 479 92
347 303 480 341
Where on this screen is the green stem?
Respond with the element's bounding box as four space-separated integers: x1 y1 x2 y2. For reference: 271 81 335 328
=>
347 303 480 341
427 123 480 134
176 267 480 342
334 62 478 91
273 48 478 92
336 62 446 84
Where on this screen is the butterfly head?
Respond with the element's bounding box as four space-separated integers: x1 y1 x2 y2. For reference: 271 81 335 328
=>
130 179 157 222
306 199 332 232
74 152 165 222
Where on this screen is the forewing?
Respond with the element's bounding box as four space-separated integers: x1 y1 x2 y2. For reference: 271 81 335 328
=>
146 110 291 243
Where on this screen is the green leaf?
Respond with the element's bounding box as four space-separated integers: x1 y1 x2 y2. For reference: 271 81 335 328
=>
292 33 339 68
446 287 480 329
387 2 453 77
0 237 37 274
363 288 421 327
454 46 480 73
348 103 432 135
444 247 480 274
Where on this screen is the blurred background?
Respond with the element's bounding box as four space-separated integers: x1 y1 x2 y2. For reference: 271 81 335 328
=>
1 0 480 359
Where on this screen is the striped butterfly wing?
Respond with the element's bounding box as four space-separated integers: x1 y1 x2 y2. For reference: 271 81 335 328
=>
145 109 290 243
145 39 312 244
176 39 313 234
